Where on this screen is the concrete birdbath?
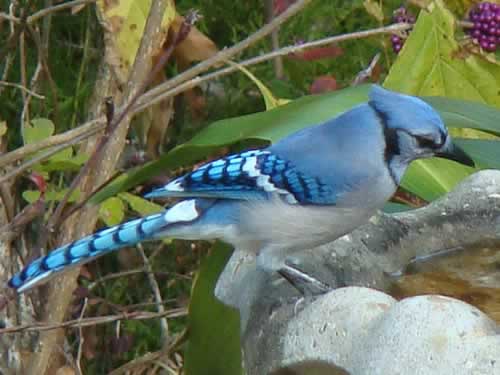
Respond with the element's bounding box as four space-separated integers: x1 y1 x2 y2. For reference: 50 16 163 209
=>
215 170 500 375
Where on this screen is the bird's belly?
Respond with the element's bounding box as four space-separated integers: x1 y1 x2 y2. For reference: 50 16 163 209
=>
239 200 377 251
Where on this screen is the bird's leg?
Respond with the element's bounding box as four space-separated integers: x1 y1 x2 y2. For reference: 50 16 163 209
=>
256 246 333 296
278 262 332 296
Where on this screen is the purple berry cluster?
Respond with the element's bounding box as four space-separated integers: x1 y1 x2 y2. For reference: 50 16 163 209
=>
390 7 416 53
467 2 500 52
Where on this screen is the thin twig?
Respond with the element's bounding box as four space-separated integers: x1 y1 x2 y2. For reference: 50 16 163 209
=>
47 0 176 230
265 0 284 79
26 3 173 372
0 130 94 185
28 0 96 24
0 22 410 179
0 80 45 99
138 244 169 343
71 10 92 128
0 0 100 25
0 119 102 170
352 52 381 86
0 4 28 64
75 297 88 375
0 308 187 334
135 22 413 113
26 22 61 124
107 329 188 375
19 29 29 127
87 267 189 290
142 0 313 107
0 12 19 23
0 5 17 95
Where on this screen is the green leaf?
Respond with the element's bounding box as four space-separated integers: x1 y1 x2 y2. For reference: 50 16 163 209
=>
384 0 500 200
49 188 81 202
384 0 500 107
89 82 500 204
119 192 164 216
402 158 474 201
22 190 41 203
89 85 372 203
99 197 125 226
22 188 81 203
22 118 85 170
37 153 90 172
455 138 500 169
184 242 242 375
23 118 55 145
423 96 500 136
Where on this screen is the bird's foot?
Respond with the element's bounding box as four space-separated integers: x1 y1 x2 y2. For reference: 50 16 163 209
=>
278 263 332 296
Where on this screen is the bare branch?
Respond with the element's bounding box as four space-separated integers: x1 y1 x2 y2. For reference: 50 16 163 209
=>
0 0 98 25
352 52 381 86
0 308 186 335
0 130 96 185
0 119 103 170
0 22 409 176
0 80 45 99
142 0 314 106
25 1 174 373
138 244 169 342
75 297 88 375
135 23 412 113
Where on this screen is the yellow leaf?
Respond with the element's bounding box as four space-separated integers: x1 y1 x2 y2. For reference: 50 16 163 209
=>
227 61 290 110
0 121 6 137
96 0 176 83
363 0 384 22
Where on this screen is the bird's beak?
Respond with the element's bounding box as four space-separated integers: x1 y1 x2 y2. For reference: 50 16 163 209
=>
435 141 475 167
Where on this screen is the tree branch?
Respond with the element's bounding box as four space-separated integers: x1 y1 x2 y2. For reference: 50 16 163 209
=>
0 22 410 176
0 308 186 334
24 1 172 373
135 22 412 112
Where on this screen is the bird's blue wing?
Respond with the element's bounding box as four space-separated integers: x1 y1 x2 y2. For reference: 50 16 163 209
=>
145 149 337 205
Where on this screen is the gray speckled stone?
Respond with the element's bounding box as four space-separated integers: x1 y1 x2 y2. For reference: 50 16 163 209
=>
214 170 500 374
279 288 500 375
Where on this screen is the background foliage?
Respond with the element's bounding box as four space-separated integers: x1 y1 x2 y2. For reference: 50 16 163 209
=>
0 0 499 374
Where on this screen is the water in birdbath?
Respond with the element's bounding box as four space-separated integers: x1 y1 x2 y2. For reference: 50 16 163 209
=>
389 245 500 324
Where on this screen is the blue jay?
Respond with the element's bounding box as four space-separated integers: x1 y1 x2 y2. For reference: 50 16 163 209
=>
8 85 474 293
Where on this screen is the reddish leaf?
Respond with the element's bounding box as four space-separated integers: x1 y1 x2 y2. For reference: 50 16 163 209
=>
392 187 428 208
28 172 47 195
309 76 337 95
289 45 343 61
273 0 296 15
185 88 207 120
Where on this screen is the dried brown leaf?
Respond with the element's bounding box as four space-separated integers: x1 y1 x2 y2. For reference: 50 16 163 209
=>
171 14 218 69
55 366 76 375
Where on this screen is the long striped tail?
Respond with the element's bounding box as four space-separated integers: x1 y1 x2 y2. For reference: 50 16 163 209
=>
8 199 212 293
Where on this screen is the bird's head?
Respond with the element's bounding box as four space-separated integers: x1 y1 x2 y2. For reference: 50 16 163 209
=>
368 85 474 169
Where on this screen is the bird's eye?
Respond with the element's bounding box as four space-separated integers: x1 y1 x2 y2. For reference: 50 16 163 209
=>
415 135 437 149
